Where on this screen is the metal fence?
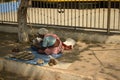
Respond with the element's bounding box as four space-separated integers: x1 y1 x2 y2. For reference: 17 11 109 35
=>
0 0 120 33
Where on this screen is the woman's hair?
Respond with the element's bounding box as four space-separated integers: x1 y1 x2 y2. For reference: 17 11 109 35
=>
38 28 48 35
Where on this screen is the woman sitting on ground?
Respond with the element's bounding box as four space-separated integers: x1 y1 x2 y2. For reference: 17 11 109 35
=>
32 28 72 55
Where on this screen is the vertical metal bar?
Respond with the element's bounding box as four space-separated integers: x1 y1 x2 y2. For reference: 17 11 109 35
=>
107 0 111 34
3 0 6 21
27 7 30 24
94 0 97 28
15 0 18 22
82 0 84 27
102 1 105 29
98 0 101 28
31 1 34 23
1 0 4 23
78 0 80 27
57 1 59 25
57 0 58 25
71 0 72 26
64 0 65 26
13 1 15 22
0 2 1 22
40 1 42 24
60 2 62 26
46 0 48 25
44 1 46 24
118 1 120 30
3 2 8 21
90 1 93 28
1 0 4 24
58 1 60 26
87 1 90 28
38 1 40 24
50 1 52 25
75 0 77 29
5 1 8 22
52 1 54 25
36 0 39 24
5 1 7 22
49 2 53 25
11 1 13 22
2 2 8 21
0 1 3 23
113 0 116 29
53 0 55 25
86 1 88 28
35 2 37 24
45 1 47 25
67 0 69 26
43 1 45 24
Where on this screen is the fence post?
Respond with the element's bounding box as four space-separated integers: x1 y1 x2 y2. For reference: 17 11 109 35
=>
107 0 111 34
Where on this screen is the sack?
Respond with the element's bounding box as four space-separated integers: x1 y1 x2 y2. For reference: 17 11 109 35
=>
63 38 76 49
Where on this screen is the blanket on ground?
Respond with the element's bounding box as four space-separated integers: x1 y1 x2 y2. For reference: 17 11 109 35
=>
5 49 62 66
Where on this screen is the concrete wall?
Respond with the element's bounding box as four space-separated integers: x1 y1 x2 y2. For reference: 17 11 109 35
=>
0 24 18 33
0 24 108 43
0 58 93 80
1 24 120 44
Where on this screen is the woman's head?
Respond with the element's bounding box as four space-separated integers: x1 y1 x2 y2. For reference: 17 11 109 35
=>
37 28 49 38
38 28 48 35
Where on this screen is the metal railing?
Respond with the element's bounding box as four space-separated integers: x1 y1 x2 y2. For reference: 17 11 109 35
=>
0 0 120 33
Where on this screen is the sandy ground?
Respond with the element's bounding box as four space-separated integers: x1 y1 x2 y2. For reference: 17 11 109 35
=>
0 32 120 80
66 43 120 80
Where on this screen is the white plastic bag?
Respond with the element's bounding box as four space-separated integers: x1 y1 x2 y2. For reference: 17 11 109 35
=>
63 38 76 48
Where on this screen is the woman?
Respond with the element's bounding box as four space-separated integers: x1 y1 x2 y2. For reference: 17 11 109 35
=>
39 33 63 55
32 28 72 55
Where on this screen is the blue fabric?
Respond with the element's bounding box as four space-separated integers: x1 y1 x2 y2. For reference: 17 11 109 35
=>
5 48 62 66
0 1 20 13
25 50 62 66
31 46 38 51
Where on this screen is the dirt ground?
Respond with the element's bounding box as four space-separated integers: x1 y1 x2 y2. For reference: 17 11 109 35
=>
0 32 120 80
0 32 30 57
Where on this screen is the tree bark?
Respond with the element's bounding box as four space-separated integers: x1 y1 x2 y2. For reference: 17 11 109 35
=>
17 0 29 42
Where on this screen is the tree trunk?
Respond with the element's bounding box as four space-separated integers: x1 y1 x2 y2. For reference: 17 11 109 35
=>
17 0 29 42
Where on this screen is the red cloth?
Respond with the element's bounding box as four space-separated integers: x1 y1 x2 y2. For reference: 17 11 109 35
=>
38 34 73 54
62 42 72 50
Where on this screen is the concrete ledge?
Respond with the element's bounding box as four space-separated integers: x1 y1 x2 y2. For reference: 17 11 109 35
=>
0 58 93 80
0 24 108 43
0 24 18 33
